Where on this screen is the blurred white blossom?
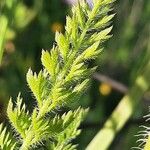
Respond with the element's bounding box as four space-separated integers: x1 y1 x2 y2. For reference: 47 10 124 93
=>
65 0 77 5
65 0 93 8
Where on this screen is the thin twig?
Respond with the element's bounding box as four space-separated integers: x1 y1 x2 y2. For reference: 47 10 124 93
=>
93 72 128 94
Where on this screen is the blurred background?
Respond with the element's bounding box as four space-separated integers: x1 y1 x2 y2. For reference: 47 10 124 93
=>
0 0 150 149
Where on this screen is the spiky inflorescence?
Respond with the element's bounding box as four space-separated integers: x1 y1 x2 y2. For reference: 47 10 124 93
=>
0 0 115 149
132 112 150 150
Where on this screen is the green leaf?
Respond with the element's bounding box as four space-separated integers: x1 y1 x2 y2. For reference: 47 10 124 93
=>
46 108 88 150
26 69 48 108
74 2 85 29
73 79 89 93
82 41 102 60
65 16 72 36
55 32 69 60
0 124 17 150
7 94 31 139
94 14 115 29
41 48 59 81
90 26 113 43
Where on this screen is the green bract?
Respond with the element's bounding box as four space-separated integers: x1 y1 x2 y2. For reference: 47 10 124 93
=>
0 0 115 149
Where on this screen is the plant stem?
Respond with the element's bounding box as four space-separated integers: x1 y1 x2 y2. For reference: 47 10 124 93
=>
0 15 8 64
0 0 17 65
86 60 150 150
144 136 150 150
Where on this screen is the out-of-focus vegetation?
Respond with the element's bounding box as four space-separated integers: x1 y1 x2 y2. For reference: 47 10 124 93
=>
0 0 67 121
0 0 150 149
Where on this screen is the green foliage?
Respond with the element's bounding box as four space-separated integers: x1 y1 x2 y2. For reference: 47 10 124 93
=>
0 0 42 65
0 124 17 150
0 0 17 64
7 94 31 139
0 0 115 149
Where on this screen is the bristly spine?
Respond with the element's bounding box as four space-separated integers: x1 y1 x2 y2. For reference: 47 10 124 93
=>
132 110 150 150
